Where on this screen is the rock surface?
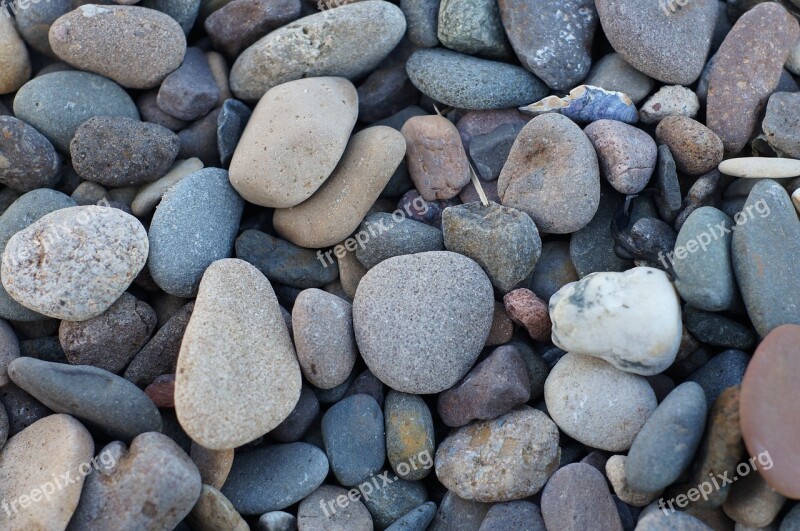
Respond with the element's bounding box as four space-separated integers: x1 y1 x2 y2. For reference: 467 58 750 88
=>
0 116 60 192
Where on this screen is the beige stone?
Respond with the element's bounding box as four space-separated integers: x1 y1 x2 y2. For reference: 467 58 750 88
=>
190 442 234 490
337 246 366 299
187 485 249 531
132 158 204 217
605 455 661 507
228 77 357 208
175 258 302 449
273 126 405 248
0 16 31 94
206 51 232 102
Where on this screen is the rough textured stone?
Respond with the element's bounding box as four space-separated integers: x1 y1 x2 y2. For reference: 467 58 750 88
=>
540 463 623 531
479 501 545 531
655 116 724 176
640 85 701 124
13 0 71 57
0 15 31 94
0 116 60 192
584 119 657 194
437 0 511 60
354 212 445 270
722 468 786 528
385 390 435 481
187 485 249 531
402 0 438 47
763 91 800 158
204 0 301 58
503 288 550 341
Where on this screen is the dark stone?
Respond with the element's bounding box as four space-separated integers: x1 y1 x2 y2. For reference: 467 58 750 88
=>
687 349 749 408
355 213 444 270
125 302 194 387
204 0 302 58
217 99 252 168
269 384 319 443
684 306 756 350
469 123 523 182
358 64 420 123
157 47 220 121
0 116 60 192
321 394 385 486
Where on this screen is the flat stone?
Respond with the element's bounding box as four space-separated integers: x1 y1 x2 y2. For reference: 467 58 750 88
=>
49 4 186 89
550 268 682 375
229 77 357 208
269 384 319 443
595 0 717 84
498 113 600 234
8 357 162 439
352 251 494 394
59 292 156 373
204 0 301 58
273 125 405 247
221 442 329 514
157 47 220 121
626 382 707 493
639 85 700 124
217 99 252 168
131 157 204 217
230 1 405 101
298 485 373 531
0 116 60 192
2 205 147 320
732 180 800 336
437 345 530 427
584 53 655 105
584 119 657 194
544 352 657 451
0 15 31 94
498 0 597 90
479 501 545 531
719 157 800 178
684 306 756 350
322 394 385 486
540 463 623 531
124 301 193 386
0 414 93 531
442 202 541 294
406 48 547 110
655 116 724 176
187 485 249 531
355 212 445 270
385 390 435 481
190 442 234 490
387 501 437 531
740 324 800 499
175 259 302 450
13 71 139 152
707 3 799 152
763 92 800 158
148 168 244 297
70 116 180 187
69 432 202 530
437 0 512 60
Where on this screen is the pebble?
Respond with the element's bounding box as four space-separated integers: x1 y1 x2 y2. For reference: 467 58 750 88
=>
479 501 545 531
544 353 657 451
442 202 541 293
436 406 559 502
384 390 435 481
684 306 756 350
273 125 406 247
69 432 202 530
2 205 148 320
550 268 682 375
70 116 180 187
229 77 357 208
540 463 623 531
529 241 579 301
437 0 511 60
357 64 421 124
722 468 786 528
0 15 31 94
297 485 373 531
428 491 490 531
401 0 438 47
204 0 302 58
437 346 530 427
175 259 302 450
217 99 252 168
781 504 800 530
674 169 721 231
498 113 600 234
402 114 470 201
635 511 713 530
387 501 437 531
337 248 366 299
361 475 428 529
124 301 193 386
570 187 633 277
187 485 249 531
732 180 800 336
344 370 385 406
356 213 445 270
137 89 188 132
740 325 800 499
0 414 93 530
141 0 202 34
0 116 60 192
157 47 220 121
322 394 385 486
49 4 187 89
178 106 221 166
352 251 494 394
706 3 800 153
8 357 162 439
584 119 657 194
468 123 523 181
230 1 405 101
0 382 51 437
763 92 800 158
595 0 717 84
626 382 707 493
639 85 700 124
131 157 204 217
0 319 18 387
292 289 357 389
719 157 800 179
503 288 551 341
498 0 597 90
655 116 724 176
270 384 319 443
145 374 176 408
190 442 234 490
584 53 655 105
486 302 514 346
258 511 298 531
606 455 661 507
221 443 329 514
673 207 738 312
13 71 139 153
148 168 244 297
13 0 71 57
59 292 156 373
405 48 547 110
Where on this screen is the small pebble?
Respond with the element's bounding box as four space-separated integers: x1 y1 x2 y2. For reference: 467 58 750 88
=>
503 288 551 341
131 157 204 217
763 92 800 158
0 116 60 192
270 384 320 443
360 475 427 529
190 442 234 490
583 53 655 105
204 0 301 58
217 99 252 168
145 374 176 408
606 455 661 507
187 485 249 531
387 501 437 530
157 47 220 121
437 0 511 60
354 213 445 270
639 85 700 124
384 391 435 481
540 462 623 531
297 485 373 531
684 306 756 351
655 116 724 176
584 119 657 194
478 500 545 531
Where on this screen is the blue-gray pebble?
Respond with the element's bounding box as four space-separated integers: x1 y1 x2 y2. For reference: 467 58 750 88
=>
362 476 428 529
148 168 244 297
386 501 437 531
684 306 756 351
687 349 749 408
217 99 252 168
355 212 444 269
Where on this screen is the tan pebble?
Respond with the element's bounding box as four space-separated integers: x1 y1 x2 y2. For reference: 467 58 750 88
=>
191 442 234 490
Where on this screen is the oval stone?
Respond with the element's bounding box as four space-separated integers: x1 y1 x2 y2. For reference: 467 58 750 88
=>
352 251 494 394
230 0 405 101
1 205 148 321
0 15 31 94
229 77 357 208
719 158 800 179
540 463 623 531
385 390 435 481
498 113 600 234
0 116 60 192
49 4 187 89
175 259 302 450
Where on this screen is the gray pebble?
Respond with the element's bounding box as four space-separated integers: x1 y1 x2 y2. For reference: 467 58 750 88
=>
157 47 220 121
584 53 655 105
0 116 60 192
355 212 444 270
763 92 800 158
141 0 202 34
570 187 633 278
269 384 319 443
386 501 437 531
687 349 749 408
217 99 251 168
468 123 523 182
529 241 579 302
437 0 512 60
479 501 545 531
362 476 428 529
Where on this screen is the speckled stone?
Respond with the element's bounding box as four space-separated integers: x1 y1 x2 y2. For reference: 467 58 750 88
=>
270 384 319 443
763 91 800 158
385 391 435 481
639 85 700 124
175 259 302 450
157 47 220 121
707 2 800 153
230 1 405 101
322 394 385 486
204 0 301 58
436 406 559 502
584 119 656 194
655 116 724 176
387 501 437 531
258 511 297 531
406 48 547 110
361 475 428 529
0 116 60 192
131 157 203 217
187 485 249 531
401 0 438 47
437 0 512 60
49 4 187 89
722 466 786 528
14 0 72 57
503 288 550 341
478 501 545 531
352 251 494 394
2 205 148 321
298 485 373 531
0 15 31 94
137 89 188 131
428 491 490 531
140 0 202 34
605 455 661 507
540 463 623 531
685 306 756 350
190 442 234 490
584 53 655 105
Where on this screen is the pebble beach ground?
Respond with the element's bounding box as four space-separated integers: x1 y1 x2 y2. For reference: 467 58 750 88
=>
0 0 798 530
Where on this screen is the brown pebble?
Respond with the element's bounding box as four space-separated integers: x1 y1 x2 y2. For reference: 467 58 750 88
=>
485 301 514 347
145 374 176 408
655 116 723 176
503 288 551 341
190 442 234 490
204 0 301 59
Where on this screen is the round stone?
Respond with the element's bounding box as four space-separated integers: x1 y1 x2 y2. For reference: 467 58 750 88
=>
639 85 700 124
352 251 494 394
204 0 300 58
605 455 661 507
0 116 60 192
13 0 71 56
0 15 31 94
583 53 655 105
298 485 373 531
655 116 724 176
763 92 800 158
583 119 657 194
1 205 148 321
156 47 220 121
544 352 657 451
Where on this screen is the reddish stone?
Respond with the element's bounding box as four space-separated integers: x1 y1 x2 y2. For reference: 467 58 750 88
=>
145 374 176 408
485 301 514 347
503 288 551 341
740 324 800 498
